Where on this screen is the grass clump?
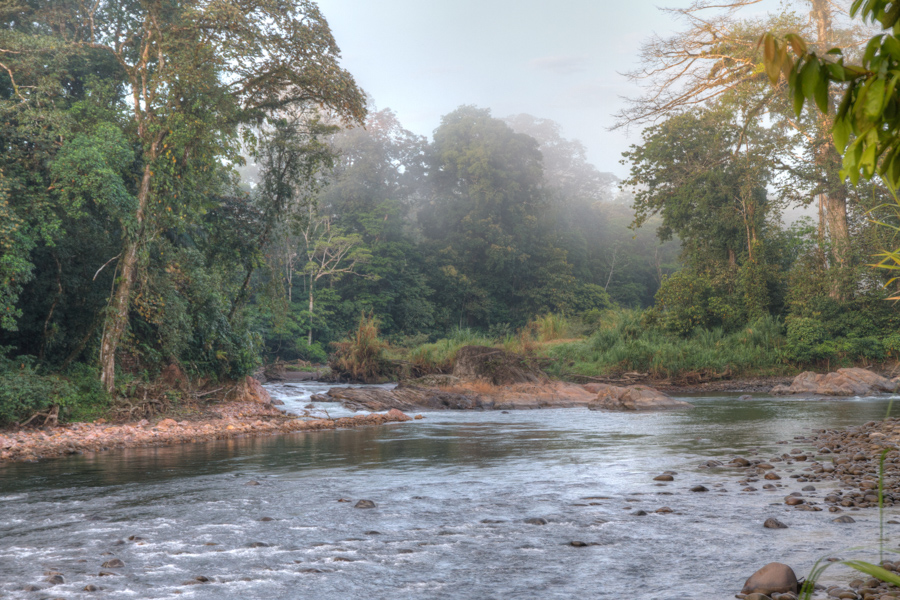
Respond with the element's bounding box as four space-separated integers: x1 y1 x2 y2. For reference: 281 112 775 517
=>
329 312 392 383
405 328 494 376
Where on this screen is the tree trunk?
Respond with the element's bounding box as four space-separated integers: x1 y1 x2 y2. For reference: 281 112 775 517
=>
99 164 150 395
810 0 851 297
308 280 314 346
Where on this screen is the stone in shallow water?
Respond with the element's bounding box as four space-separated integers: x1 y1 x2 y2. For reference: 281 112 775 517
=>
101 559 124 568
833 515 856 523
354 499 376 509
690 485 708 492
653 474 674 481
741 562 798 595
524 517 547 525
764 518 788 529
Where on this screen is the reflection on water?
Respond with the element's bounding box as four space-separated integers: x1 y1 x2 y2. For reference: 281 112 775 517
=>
1 392 898 599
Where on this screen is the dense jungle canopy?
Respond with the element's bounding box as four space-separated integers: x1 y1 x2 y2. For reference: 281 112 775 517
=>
2 0 900 424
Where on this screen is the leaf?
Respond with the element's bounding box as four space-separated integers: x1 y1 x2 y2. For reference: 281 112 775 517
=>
842 562 900 587
864 35 885 66
801 59 820 101
866 77 886 120
785 33 808 55
764 36 781 84
836 83 855 121
885 34 900 60
827 62 848 81
815 67 830 112
833 115 852 151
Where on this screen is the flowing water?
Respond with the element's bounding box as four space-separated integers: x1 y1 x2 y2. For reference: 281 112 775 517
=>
2 383 900 599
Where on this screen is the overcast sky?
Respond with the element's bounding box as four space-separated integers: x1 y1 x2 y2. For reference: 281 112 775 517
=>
315 0 690 178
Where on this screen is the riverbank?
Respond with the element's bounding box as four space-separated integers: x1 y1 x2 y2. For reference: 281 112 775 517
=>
0 398 416 465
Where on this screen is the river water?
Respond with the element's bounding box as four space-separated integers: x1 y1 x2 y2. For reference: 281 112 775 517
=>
1 383 899 599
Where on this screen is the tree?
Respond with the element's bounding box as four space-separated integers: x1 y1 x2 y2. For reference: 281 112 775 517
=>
760 0 900 299
2 0 366 392
299 215 370 345
420 106 575 326
618 0 866 290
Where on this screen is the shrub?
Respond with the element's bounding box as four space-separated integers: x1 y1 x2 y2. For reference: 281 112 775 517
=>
329 312 392 382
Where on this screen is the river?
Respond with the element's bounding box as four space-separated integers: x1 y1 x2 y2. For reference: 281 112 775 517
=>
1 383 898 599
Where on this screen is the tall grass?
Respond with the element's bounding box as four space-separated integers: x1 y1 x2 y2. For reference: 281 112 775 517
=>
405 328 495 375
329 313 391 382
544 311 789 380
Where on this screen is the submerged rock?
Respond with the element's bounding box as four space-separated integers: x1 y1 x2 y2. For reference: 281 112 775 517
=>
354 500 376 509
763 518 788 529
587 384 693 411
741 562 798 595
771 368 898 396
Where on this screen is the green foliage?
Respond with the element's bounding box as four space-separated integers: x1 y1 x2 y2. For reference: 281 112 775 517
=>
0 355 109 426
545 312 788 379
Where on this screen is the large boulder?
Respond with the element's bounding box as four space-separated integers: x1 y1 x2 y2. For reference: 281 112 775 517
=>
740 562 798 595
587 384 693 411
452 346 545 385
770 368 898 396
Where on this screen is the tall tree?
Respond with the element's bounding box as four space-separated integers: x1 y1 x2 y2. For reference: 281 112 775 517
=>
3 0 366 392
617 0 865 294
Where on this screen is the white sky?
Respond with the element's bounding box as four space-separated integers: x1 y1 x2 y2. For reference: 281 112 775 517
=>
315 0 690 178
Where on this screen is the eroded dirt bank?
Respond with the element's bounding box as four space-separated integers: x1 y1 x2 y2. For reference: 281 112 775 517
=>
0 399 415 465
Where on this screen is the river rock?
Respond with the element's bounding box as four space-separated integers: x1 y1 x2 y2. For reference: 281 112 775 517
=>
524 517 548 525
84 584 99 591
764 518 788 529
741 562 799 595
587 384 693 411
653 474 674 481
770 368 898 396
101 559 124 568
452 346 544 385
833 515 856 523
690 485 709 492
46 575 64 585
354 500 376 509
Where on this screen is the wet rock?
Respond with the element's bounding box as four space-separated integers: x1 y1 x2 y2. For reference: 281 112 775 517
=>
588 384 693 411
701 460 723 468
354 499 376 509
101 559 124 568
771 368 898 396
744 594 774 600
739 394 753 401
569 540 590 547
245 480 261 486
764 518 788 529
524 517 548 525
833 515 856 523
690 485 709 492
23 585 41 591
656 507 673 513
785 497 805 506
802 485 816 491
653 474 674 481
98 571 116 576
195 576 210 582
248 541 269 547
46 575 65 585
764 472 782 480
84 584 99 591
385 408 412 422
741 562 799 595
259 517 274 522
632 510 648 516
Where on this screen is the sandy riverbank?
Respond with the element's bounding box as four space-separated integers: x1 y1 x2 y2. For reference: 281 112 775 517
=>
0 399 417 465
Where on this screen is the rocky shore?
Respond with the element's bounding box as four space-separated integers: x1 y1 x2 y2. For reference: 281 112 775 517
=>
711 415 900 599
0 399 415 465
